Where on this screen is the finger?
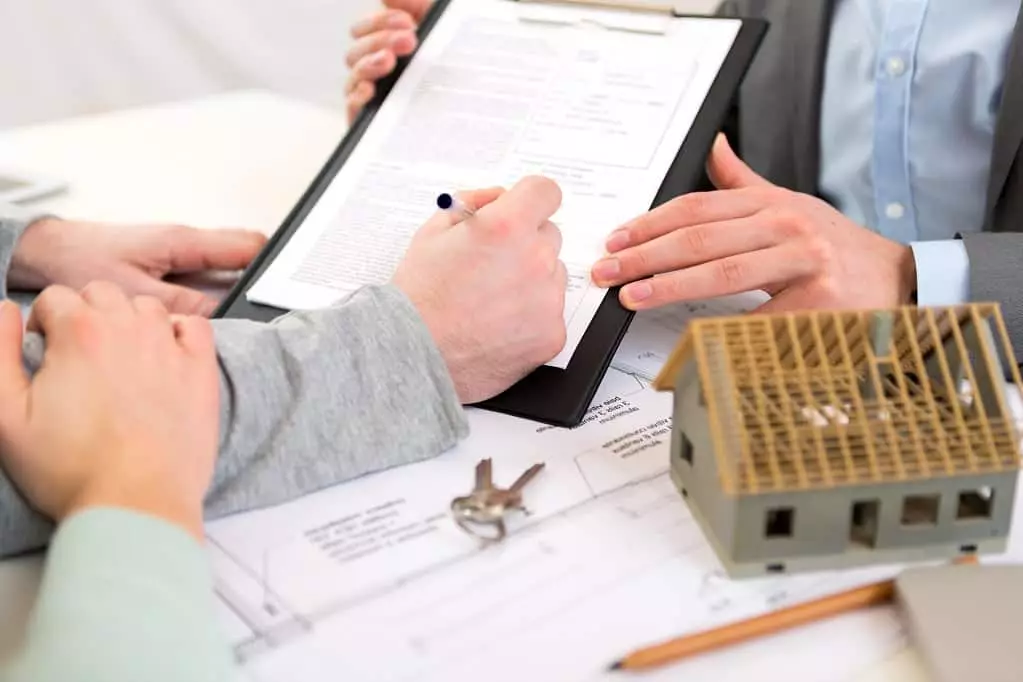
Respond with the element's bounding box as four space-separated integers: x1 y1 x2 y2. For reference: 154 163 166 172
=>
346 31 417 68
80 280 133 314
538 220 563 266
26 285 87 337
604 189 768 254
707 133 772 190
477 176 562 239
171 315 216 358
555 259 569 297
592 215 780 287
347 82 376 123
122 273 220 317
420 186 506 234
618 243 818 311
383 0 432 21
350 9 417 39
345 50 398 95
0 301 29 421
161 227 267 273
132 295 171 321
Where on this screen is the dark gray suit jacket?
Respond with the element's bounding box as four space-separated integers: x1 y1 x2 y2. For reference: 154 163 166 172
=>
716 0 1023 352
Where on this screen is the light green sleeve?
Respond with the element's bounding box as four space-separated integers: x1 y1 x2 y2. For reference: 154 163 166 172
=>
2 508 236 682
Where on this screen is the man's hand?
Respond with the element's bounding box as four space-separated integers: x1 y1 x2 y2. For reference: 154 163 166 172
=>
393 176 567 404
0 285 220 540
590 135 917 312
345 0 432 123
8 218 267 316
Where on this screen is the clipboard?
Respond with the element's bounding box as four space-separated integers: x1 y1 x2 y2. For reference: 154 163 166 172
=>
214 0 767 428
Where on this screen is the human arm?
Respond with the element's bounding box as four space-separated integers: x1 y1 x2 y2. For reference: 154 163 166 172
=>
0 287 232 682
2 210 266 315
3 509 234 682
590 134 917 311
0 205 48 300
2 177 567 558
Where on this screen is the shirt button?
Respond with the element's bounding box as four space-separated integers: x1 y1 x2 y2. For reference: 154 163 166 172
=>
885 56 906 77
885 202 905 219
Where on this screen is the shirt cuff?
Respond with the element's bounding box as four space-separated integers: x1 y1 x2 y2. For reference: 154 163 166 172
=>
909 240 970 306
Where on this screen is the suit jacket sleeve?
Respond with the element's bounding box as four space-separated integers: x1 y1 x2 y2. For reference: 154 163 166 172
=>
960 232 1023 356
2 282 469 557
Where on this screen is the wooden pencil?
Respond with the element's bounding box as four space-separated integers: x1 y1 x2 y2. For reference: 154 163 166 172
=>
609 557 977 672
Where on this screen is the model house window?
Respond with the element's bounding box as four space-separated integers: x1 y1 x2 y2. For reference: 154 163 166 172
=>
850 500 880 548
957 487 994 520
678 432 694 465
901 494 940 526
764 507 794 538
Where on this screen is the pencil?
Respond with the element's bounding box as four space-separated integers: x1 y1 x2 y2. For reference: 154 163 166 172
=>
608 558 977 672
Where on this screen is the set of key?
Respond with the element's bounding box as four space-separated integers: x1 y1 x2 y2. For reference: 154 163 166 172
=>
450 458 545 543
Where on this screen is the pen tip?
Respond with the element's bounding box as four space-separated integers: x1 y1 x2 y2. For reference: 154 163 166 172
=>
608 661 624 671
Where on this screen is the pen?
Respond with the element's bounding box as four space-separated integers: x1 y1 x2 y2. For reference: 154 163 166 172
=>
608 556 978 672
436 192 475 217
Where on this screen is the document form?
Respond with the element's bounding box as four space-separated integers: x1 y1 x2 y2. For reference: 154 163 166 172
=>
245 0 742 367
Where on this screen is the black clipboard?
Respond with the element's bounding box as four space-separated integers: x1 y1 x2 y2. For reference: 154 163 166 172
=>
214 0 767 428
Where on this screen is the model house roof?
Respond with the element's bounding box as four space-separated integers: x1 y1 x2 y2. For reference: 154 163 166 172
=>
654 304 1023 495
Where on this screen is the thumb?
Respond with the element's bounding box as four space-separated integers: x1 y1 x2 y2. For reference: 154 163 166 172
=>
420 186 505 235
0 300 30 427
706 133 772 190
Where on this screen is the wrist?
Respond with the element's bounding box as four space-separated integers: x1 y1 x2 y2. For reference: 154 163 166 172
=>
8 217 62 290
64 485 205 542
897 244 917 305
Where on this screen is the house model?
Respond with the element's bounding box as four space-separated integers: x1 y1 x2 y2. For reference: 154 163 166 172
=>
653 303 1023 578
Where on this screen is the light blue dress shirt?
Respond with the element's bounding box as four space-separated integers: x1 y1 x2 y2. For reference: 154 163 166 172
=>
819 0 1019 305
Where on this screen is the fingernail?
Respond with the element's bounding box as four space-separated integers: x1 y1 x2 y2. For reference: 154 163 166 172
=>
591 258 621 283
606 230 630 252
368 49 388 65
623 281 653 304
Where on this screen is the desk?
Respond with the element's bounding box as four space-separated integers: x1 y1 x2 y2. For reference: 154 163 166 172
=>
0 90 927 681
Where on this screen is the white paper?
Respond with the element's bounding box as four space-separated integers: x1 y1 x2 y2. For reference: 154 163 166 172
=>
205 345 929 681
611 290 769 380
245 0 742 367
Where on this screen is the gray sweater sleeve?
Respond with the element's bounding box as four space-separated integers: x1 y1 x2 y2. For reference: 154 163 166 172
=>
0 204 49 300
1 214 469 557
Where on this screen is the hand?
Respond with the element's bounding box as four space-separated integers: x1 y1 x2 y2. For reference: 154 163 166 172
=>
393 176 567 404
8 218 267 316
590 135 917 312
0 284 220 540
345 0 432 123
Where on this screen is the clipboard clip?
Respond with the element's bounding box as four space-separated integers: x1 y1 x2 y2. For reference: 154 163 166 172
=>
512 0 677 34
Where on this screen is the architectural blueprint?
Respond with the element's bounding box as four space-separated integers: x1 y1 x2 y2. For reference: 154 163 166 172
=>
194 290 1006 681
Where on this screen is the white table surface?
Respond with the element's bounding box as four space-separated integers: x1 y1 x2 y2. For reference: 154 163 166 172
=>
0 90 927 681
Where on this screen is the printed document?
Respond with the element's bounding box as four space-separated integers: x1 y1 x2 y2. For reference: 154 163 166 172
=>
245 0 742 367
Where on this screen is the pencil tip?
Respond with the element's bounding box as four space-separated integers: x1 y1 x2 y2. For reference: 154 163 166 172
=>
608 661 624 671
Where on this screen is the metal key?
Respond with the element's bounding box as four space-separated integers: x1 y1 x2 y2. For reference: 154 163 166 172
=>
450 458 545 543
